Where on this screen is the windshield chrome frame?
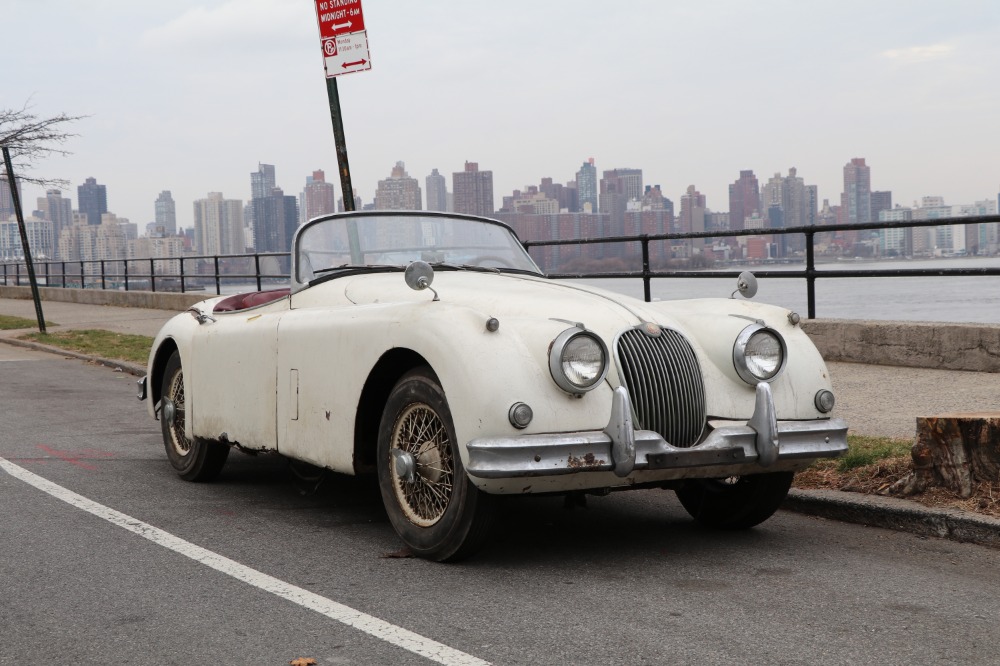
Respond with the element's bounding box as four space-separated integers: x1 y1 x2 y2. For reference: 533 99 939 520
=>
290 210 542 292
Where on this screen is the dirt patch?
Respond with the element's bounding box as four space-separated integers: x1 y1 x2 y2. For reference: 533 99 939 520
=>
794 457 1000 518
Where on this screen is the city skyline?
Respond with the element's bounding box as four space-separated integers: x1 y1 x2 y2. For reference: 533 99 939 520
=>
4 154 997 265
9 156 1000 232
5 1 999 231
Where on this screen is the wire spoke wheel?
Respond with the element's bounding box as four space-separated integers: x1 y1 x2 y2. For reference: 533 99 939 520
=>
159 350 229 482
164 367 190 457
390 402 455 526
376 367 497 561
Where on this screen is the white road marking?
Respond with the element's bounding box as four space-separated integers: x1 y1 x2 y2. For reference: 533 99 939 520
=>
0 456 491 666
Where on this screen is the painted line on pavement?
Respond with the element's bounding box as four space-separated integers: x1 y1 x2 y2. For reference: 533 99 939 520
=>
0 455 491 666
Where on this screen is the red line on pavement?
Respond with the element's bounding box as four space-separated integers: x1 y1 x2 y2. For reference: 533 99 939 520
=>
36 444 99 471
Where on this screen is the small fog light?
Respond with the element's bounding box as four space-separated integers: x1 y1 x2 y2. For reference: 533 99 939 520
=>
508 402 533 429
486 317 500 332
788 311 801 326
814 389 835 413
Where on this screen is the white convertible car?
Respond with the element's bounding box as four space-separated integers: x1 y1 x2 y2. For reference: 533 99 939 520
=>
140 211 847 561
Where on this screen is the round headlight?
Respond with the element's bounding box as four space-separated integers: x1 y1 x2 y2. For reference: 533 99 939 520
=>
733 324 786 384
549 329 608 394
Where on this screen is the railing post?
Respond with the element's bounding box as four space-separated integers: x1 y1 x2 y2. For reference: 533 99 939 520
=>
60 261 66 288
255 254 262 291
641 236 651 302
805 229 816 319
179 257 186 293
150 258 156 292
214 256 221 295
100 260 106 290
124 258 129 291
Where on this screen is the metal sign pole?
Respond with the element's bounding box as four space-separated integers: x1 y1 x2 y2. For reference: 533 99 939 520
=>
1 145 46 333
325 76 356 213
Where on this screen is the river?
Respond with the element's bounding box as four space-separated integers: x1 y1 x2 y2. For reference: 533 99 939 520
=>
572 257 1000 324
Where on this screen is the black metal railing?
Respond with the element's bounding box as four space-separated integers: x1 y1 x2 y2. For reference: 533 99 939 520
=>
522 215 1000 318
0 251 290 295
1 216 998 319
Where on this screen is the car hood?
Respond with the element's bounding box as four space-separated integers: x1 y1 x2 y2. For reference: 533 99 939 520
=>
340 271 657 329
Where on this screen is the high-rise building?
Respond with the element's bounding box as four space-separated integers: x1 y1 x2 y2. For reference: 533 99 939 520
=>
77 177 107 226
193 193 245 256
58 212 131 272
0 216 54 260
36 189 73 255
841 158 872 227
154 191 177 236
0 174 22 221
247 163 276 237
453 161 494 217
374 162 422 210
728 170 760 230
425 169 448 212
251 163 276 200
539 177 574 213
576 159 598 214
248 164 298 253
300 170 336 224
678 185 706 235
253 187 298 253
871 191 892 227
601 169 644 202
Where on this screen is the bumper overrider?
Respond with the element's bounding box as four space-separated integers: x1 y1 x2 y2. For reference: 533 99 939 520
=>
466 383 847 480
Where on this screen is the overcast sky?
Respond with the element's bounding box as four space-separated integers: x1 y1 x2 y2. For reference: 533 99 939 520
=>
6 0 1000 230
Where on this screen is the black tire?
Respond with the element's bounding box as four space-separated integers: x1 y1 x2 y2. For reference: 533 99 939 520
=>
160 350 229 482
376 368 497 562
675 472 794 530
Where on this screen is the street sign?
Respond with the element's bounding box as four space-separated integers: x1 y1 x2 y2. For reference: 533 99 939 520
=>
314 0 371 77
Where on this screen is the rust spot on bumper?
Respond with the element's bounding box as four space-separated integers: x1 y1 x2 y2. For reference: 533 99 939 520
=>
567 452 605 468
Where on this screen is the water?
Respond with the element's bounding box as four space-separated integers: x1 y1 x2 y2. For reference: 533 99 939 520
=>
571 257 1000 324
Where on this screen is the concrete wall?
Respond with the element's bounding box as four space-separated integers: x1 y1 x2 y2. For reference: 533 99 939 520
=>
3 284 998 373
0 285 205 311
801 319 1000 373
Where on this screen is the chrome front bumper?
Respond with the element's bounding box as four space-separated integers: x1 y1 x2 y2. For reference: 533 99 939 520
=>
466 383 847 480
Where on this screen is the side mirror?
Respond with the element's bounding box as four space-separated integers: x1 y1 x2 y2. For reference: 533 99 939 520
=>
732 271 758 299
404 261 439 301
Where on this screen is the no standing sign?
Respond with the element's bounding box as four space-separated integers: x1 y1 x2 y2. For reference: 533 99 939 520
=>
314 0 371 77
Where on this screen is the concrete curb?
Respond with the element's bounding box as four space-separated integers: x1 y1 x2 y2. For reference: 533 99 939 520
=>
784 488 1000 549
0 336 146 377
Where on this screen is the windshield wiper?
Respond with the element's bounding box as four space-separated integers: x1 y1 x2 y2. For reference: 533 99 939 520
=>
312 263 404 276
428 262 502 274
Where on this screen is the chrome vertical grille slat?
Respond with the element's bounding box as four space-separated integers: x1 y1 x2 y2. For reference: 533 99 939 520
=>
615 327 706 448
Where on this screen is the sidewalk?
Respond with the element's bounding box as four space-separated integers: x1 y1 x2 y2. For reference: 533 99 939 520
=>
2 297 999 547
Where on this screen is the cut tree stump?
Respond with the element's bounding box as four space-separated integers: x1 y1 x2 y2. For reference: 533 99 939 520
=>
891 413 1000 498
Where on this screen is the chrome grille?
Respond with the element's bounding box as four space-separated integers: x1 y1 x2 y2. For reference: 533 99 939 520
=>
615 326 706 448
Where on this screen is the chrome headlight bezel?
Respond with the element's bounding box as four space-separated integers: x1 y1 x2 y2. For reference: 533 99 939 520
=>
733 323 787 384
549 328 609 395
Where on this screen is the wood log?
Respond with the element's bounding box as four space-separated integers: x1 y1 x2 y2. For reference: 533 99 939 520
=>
891 413 1000 498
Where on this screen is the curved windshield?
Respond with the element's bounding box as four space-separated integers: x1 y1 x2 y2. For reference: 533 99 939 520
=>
294 212 541 284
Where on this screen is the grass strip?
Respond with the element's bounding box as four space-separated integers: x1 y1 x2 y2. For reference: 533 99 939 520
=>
0 314 57 330
19 329 153 364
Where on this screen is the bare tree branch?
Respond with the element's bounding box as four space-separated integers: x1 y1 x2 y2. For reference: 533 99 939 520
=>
0 101 87 188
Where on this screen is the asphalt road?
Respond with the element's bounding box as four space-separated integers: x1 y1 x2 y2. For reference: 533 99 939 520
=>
2 347 999 666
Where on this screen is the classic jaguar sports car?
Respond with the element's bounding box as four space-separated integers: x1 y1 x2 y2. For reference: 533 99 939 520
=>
139 210 847 561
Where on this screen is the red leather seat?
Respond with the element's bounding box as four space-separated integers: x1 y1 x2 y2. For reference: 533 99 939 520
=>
213 288 290 313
